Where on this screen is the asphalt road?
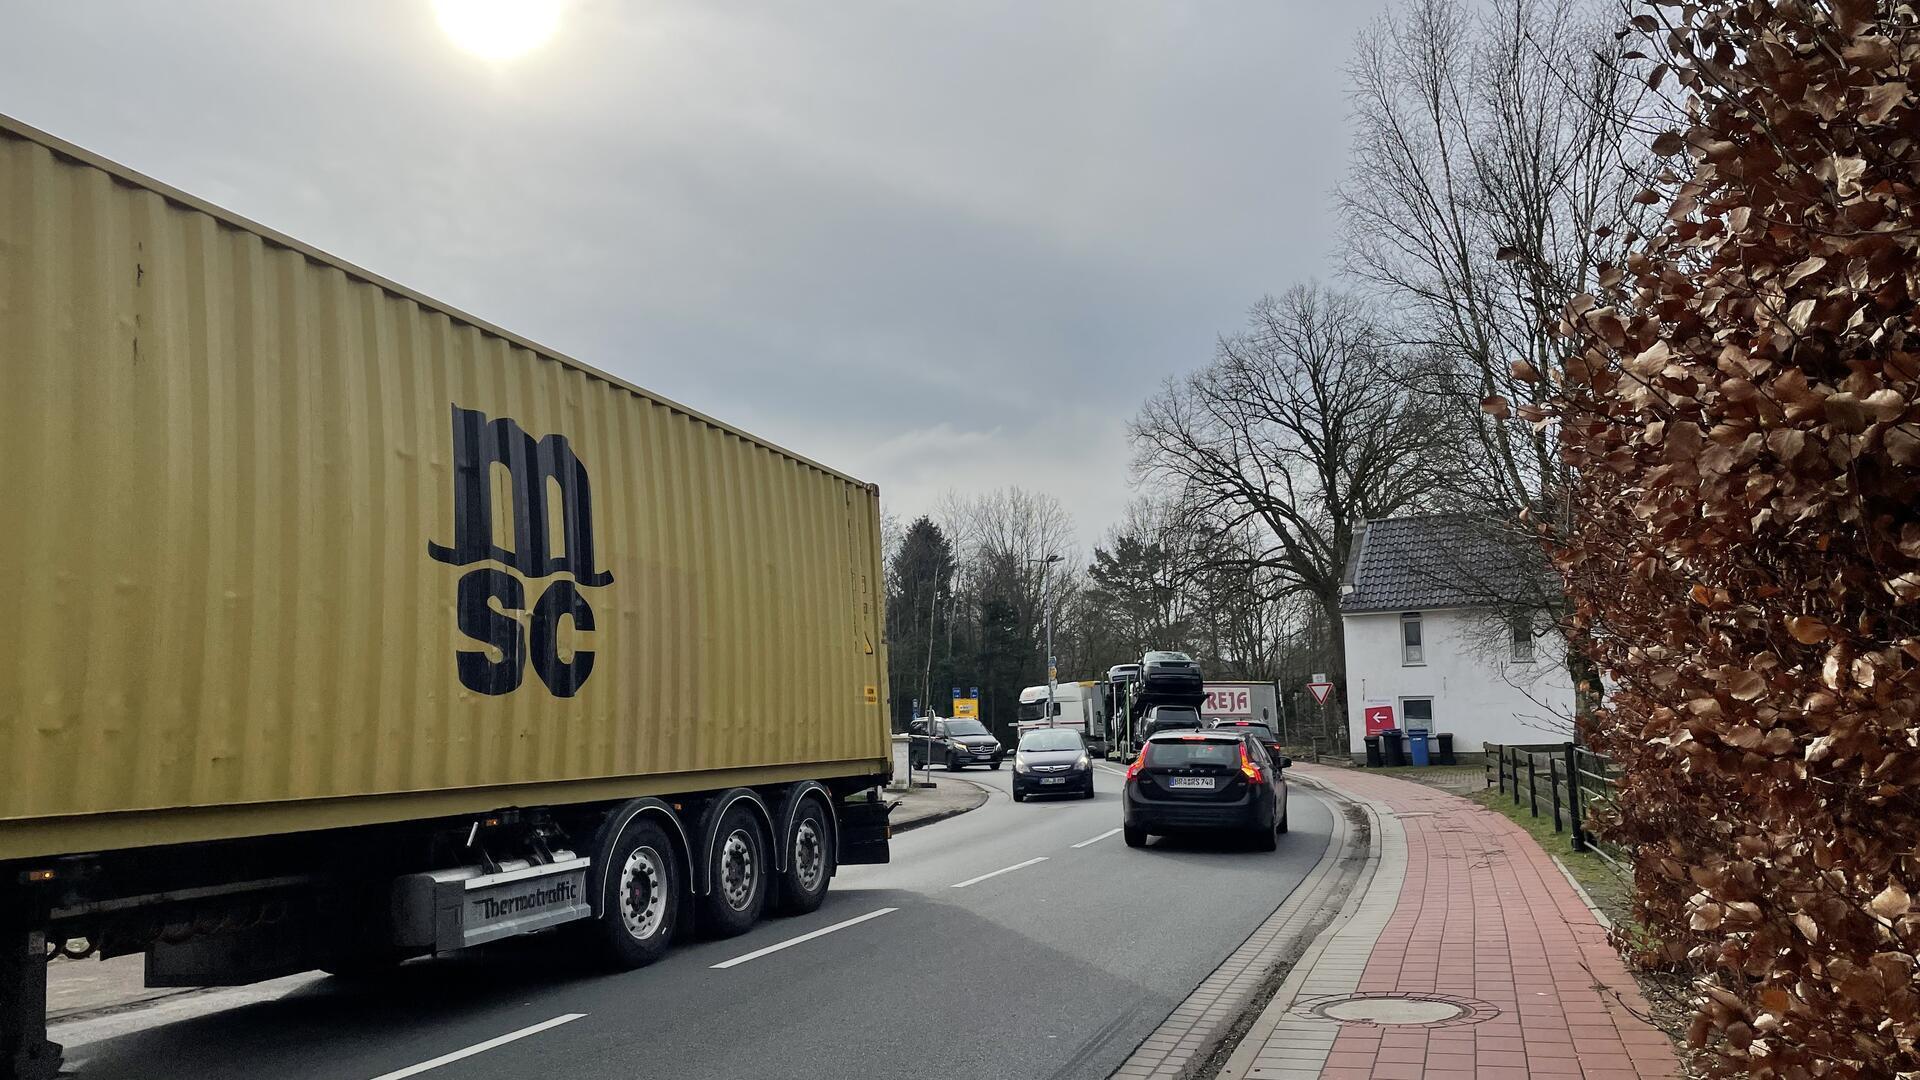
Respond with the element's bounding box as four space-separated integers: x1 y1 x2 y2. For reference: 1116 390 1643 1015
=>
57 758 1333 1080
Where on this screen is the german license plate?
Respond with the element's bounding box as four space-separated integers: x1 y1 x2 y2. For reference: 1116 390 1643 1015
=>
1040 777 1066 785
1169 776 1215 790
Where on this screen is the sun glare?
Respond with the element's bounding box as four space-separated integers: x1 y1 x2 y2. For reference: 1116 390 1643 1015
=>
432 0 564 61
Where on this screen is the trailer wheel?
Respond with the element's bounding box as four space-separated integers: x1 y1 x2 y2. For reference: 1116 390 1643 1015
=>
698 804 769 937
774 798 833 916
595 819 680 969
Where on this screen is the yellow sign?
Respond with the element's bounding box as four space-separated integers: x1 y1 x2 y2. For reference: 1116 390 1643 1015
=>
954 698 979 719
864 685 878 704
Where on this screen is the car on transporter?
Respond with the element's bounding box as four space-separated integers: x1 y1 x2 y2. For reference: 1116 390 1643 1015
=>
1139 650 1203 694
1138 704 1203 741
1122 729 1289 850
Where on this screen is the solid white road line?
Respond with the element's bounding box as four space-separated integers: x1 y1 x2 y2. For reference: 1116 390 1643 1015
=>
710 907 898 969
1072 827 1123 849
950 856 1048 888
369 1013 586 1080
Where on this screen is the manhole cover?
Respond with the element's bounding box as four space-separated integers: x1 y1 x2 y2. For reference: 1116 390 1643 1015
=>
1296 992 1498 1028
1320 998 1464 1024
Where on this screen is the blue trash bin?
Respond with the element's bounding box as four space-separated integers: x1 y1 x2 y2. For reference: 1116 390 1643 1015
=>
1408 729 1431 766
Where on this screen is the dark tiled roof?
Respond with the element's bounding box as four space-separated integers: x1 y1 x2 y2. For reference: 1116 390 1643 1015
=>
1340 515 1547 613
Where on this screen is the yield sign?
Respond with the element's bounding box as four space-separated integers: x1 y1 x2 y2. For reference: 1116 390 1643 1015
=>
1307 681 1335 705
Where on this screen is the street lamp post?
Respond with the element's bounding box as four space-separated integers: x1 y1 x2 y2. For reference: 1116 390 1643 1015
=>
1028 554 1064 732
920 587 945 787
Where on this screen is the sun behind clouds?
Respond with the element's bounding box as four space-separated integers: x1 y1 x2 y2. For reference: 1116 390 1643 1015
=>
431 0 564 61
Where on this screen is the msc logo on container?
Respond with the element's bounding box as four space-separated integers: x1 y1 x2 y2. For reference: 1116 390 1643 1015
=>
428 404 612 698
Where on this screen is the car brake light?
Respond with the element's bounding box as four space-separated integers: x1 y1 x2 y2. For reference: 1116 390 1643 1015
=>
1240 743 1263 783
1126 748 1149 782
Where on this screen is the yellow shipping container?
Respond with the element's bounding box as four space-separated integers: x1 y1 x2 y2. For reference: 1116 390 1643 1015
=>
0 115 891 862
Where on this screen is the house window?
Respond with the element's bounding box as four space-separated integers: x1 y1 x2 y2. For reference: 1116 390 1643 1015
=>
1510 615 1535 663
1401 697 1434 731
1400 613 1424 666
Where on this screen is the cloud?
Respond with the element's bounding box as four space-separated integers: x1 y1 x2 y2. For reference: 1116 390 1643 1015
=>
0 0 1391 547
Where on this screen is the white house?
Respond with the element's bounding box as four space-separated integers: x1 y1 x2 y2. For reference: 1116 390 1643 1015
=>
1339 516 1575 758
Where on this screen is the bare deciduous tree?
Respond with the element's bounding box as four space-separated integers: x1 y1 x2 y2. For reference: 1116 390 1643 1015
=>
1338 0 1655 714
1131 283 1439 716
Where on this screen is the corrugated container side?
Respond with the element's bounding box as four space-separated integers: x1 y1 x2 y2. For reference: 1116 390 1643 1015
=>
0 118 889 861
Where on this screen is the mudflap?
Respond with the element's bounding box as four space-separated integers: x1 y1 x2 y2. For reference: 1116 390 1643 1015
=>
835 796 891 866
1 927 59 1080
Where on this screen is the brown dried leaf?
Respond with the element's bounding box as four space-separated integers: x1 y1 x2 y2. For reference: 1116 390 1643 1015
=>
1692 901 1725 930
1788 616 1830 644
1729 669 1767 700
1887 424 1920 466
1870 883 1911 920
1784 257 1828 287
1826 393 1869 433
1786 297 1819 331
1834 0 1876 36
1862 81 1908 124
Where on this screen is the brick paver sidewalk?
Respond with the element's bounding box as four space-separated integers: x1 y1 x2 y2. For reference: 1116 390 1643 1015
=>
1223 765 1680 1080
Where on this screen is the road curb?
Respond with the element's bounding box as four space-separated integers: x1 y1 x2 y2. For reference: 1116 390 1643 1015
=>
1552 853 1614 929
889 776 990 834
1109 777 1373 1080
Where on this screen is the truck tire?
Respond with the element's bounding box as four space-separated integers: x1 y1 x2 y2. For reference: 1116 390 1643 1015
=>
774 798 833 916
697 804 769 937
595 819 681 968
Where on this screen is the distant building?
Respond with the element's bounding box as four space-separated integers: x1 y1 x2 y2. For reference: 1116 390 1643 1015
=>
1339 516 1575 758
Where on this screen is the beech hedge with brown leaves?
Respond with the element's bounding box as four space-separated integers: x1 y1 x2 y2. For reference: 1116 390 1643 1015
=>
1528 0 1920 1074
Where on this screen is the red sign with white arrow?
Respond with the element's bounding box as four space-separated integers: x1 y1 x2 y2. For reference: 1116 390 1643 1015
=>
1307 681 1334 705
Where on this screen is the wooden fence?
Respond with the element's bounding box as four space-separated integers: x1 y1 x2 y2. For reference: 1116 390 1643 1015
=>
1483 741 1625 869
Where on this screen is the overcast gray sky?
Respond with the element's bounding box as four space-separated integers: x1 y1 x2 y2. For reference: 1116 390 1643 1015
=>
3 0 1389 550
